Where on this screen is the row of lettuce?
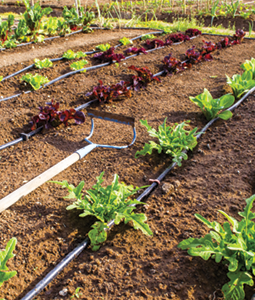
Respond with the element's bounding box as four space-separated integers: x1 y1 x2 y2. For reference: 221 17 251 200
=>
1 31 255 300
0 0 95 49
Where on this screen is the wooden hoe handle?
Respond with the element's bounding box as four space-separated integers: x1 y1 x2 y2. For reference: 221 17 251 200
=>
0 153 80 213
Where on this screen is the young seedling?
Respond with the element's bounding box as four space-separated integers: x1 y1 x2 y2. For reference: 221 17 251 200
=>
189 88 235 120
70 60 88 71
34 58 53 69
53 172 152 251
240 58 255 79
62 50 87 60
226 70 255 99
0 237 17 287
140 33 156 41
30 100 85 130
95 43 111 51
21 73 49 90
128 65 160 90
178 194 255 300
119 37 133 46
135 119 199 166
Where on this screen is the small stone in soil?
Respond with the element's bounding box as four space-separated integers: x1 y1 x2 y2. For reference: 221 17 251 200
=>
59 288 68 296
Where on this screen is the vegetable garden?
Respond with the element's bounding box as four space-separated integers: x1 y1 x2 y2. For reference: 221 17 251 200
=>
1 1 255 299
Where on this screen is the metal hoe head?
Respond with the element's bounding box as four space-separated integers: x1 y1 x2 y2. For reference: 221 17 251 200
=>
85 108 136 149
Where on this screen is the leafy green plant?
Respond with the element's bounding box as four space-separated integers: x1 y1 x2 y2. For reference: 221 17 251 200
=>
95 43 111 51
21 73 49 90
0 15 14 43
23 0 52 33
0 237 17 287
34 58 53 69
178 194 255 300
12 19 29 40
62 49 87 60
53 172 152 251
226 70 255 99
240 58 255 79
70 60 88 71
140 33 156 40
3 39 17 49
119 37 133 46
135 119 199 166
189 88 235 121
0 76 3 81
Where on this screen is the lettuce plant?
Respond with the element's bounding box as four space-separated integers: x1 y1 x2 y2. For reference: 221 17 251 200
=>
31 100 85 130
140 33 156 41
233 29 246 43
53 172 152 251
21 73 49 90
128 65 160 91
70 60 88 71
189 88 235 120
0 237 17 287
185 28 202 37
95 43 111 51
165 33 190 43
93 47 125 63
135 119 199 166
119 37 133 46
145 39 165 49
185 46 213 64
62 50 87 60
241 58 255 79
217 37 231 49
226 70 255 99
0 76 3 82
86 80 131 103
34 58 53 69
124 47 147 55
162 53 188 75
178 195 255 300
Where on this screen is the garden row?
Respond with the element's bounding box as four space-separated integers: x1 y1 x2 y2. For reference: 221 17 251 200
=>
0 29 255 299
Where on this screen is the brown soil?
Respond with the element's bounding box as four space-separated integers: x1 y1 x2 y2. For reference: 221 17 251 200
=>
0 28 255 300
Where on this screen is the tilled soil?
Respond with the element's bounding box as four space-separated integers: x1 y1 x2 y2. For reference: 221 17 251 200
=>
0 28 255 300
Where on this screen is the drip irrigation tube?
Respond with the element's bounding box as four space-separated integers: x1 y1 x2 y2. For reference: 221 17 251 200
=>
1 31 163 83
20 84 255 300
0 34 197 103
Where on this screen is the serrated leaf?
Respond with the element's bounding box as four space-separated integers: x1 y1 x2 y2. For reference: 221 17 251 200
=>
222 271 253 300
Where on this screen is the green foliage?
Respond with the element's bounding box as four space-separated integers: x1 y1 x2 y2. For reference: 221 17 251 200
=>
21 73 49 90
41 16 59 36
53 172 152 251
119 37 133 46
189 88 235 121
70 59 88 71
62 7 94 28
0 76 3 81
240 58 255 79
33 34 45 43
3 39 17 49
23 0 52 33
0 237 17 287
226 70 255 99
70 287 82 299
135 119 199 166
140 33 156 40
62 49 87 60
34 58 53 69
12 19 29 40
95 43 111 51
178 195 255 300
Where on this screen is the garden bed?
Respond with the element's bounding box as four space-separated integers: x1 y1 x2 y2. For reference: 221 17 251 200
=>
0 27 255 299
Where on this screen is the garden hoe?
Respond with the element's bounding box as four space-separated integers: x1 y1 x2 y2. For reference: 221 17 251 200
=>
0 109 136 213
